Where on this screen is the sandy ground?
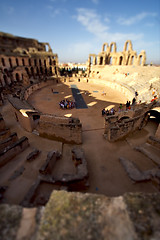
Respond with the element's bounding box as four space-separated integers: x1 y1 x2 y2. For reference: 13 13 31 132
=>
0 79 159 205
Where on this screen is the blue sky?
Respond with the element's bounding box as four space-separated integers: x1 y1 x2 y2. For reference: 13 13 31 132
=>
0 0 160 64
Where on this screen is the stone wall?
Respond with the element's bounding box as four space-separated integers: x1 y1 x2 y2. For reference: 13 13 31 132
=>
36 114 82 144
0 136 29 167
0 191 160 240
104 102 156 142
0 31 59 87
88 40 146 71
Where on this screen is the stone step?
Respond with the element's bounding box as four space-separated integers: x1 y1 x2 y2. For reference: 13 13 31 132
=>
0 136 29 168
134 143 160 165
0 132 18 152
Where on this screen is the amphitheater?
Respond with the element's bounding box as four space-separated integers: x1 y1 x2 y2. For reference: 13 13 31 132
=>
0 32 160 240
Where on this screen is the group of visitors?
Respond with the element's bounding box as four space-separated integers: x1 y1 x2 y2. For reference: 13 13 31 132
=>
102 107 115 116
59 99 75 109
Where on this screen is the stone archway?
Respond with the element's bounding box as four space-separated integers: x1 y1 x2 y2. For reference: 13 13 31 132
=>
123 40 133 52
119 56 123 65
102 43 109 52
9 58 12 68
16 73 20 81
109 57 112 65
137 51 146 66
109 42 117 53
3 75 8 85
99 56 103 65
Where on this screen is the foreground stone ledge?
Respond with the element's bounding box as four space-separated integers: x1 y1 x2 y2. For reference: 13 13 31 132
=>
0 191 160 240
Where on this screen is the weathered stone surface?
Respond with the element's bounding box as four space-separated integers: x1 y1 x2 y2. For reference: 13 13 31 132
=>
119 157 150 182
134 143 160 165
38 191 136 240
124 193 160 240
26 148 41 162
0 191 160 240
0 204 22 240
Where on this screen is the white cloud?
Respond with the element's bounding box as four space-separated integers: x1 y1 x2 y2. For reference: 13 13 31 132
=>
75 8 143 43
91 0 99 4
117 12 157 26
76 8 109 37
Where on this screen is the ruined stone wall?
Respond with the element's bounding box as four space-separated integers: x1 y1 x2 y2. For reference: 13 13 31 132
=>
104 102 156 142
87 40 146 76
0 191 160 240
0 32 59 87
22 80 56 100
36 114 82 144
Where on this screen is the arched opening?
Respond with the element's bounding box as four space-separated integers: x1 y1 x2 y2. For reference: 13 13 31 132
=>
45 68 48 75
126 42 129 51
48 57 52 65
21 74 24 80
100 56 103 65
28 58 31 66
44 59 46 67
138 55 143 66
109 42 116 53
39 59 42 67
16 58 19 66
89 56 93 65
40 67 43 74
25 67 29 75
31 67 34 76
9 58 12 68
119 56 123 65
22 58 25 66
2 58 5 66
55 67 57 75
36 67 39 75
124 40 133 52
109 57 112 65
118 116 130 123
16 73 20 81
50 67 52 75
3 75 8 85
148 110 160 123
45 44 49 52
131 56 134 65
34 59 37 66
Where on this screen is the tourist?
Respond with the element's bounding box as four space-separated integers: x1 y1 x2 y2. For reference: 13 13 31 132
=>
102 108 106 116
118 103 123 112
132 97 136 106
135 91 138 97
110 108 115 115
106 109 109 116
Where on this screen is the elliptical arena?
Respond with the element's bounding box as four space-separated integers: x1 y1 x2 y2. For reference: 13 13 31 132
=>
0 32 160 207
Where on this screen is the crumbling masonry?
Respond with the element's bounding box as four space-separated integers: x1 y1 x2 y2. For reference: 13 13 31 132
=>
0 32 58 87
87 40 146 74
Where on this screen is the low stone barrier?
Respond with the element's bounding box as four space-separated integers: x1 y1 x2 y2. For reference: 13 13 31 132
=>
26 148 41 162
0 128 11 141
0 132 18 151
147 135 160 149
0 136 29 167
104 102 156 142
39 150 61 175
0 116 6 131
36 114 82 144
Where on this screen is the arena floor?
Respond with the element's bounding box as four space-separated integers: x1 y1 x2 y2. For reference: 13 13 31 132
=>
27 79 159 196
0 79 159 206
